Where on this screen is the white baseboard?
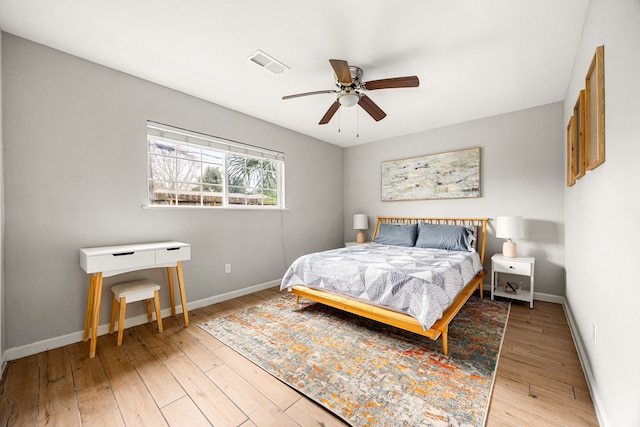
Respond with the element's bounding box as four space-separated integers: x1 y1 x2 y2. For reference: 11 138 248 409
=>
562 298 609 427
3 279 281 362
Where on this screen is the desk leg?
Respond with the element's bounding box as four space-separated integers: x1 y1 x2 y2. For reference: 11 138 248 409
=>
176 261 189 327
83 274 96 341
89 272 103 358
166 267 176 317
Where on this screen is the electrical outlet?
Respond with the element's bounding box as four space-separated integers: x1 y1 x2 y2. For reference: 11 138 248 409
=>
225 263 231 274
592 321 597 345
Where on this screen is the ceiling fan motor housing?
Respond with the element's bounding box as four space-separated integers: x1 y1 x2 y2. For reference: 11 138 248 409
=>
334 66 363 89
335 66 363 107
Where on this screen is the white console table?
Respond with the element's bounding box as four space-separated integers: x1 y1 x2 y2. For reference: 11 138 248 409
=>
80 241 191 357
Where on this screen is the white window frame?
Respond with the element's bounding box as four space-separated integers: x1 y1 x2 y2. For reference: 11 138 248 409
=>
146 121 285 209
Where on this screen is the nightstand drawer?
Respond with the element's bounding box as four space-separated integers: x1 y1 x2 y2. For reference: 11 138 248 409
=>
492 259 531 275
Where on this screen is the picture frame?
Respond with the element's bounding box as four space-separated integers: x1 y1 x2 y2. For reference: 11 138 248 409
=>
584 45 605 170
566 115 576 187
381 147 480 201
573 90 586 181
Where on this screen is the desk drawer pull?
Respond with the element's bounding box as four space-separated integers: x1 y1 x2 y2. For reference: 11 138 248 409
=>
166 247 180 251
113 252 135 256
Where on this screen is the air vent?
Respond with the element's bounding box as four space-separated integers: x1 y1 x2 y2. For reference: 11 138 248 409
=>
247 49 289 75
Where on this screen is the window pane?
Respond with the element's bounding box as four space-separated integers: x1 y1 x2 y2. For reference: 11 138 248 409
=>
150 180 176 205
202 149 223 165
202 164 223 186
245 187 260 206
203 183 223 206
228 186 246 205
262 160 278 190
227 155 248 189
174 144 201 161
175 159 202 188
263 189 277 206
148 138 176 155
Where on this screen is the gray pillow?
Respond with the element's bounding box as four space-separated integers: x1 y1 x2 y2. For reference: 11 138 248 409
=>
373 223 418 247
415 223 476 251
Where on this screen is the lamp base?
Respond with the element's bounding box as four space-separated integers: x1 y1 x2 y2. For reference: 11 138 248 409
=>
502 240 517 258
356 230 365 243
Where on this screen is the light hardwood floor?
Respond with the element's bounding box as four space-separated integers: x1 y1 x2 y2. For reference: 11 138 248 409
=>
0 288 598 426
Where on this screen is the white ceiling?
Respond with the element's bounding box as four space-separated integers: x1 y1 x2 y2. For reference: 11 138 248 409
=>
0 0 589 147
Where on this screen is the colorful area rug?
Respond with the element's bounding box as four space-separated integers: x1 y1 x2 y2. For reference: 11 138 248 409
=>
199 295 510 426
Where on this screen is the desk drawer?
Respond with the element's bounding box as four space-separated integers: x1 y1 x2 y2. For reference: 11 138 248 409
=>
85 250 156 273
493 259 531 275
156 245 191 264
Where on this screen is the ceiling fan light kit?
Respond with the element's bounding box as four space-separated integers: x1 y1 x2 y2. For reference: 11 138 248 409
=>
282 58 419 126
338 92 360 107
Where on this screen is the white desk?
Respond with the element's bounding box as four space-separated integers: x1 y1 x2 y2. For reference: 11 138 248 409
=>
80 241 191 357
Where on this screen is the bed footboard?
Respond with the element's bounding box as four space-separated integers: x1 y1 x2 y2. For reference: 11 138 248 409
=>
290 269 485 355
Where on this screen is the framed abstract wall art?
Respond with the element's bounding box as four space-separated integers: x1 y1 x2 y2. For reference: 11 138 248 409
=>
381 147 480 201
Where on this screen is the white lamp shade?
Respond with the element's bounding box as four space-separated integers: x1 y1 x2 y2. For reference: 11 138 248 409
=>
496 216 523 239
353 214 368 230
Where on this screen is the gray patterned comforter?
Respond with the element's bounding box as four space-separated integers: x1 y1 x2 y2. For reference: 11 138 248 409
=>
280 243 483 330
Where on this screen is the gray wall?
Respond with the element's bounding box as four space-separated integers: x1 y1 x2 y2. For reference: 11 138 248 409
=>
0 26 4 360
344 103 565 296
563 0 640 425
1 33 344 350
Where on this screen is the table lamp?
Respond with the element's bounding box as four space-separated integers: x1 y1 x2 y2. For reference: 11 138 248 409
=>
353 214 368 243
496 216 523 257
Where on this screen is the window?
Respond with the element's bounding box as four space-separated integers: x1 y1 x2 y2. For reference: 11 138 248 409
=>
147 122 285 208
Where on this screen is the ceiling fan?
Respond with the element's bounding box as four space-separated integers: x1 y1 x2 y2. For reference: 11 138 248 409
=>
282 59 419 125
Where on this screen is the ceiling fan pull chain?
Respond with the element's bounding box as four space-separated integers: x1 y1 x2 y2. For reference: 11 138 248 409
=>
356 107 359 137
338 108 341 133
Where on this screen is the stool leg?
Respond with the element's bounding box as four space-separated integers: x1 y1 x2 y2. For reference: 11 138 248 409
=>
117 296 126 346
153 290 163 333
146 299 153 323
109 296 117 334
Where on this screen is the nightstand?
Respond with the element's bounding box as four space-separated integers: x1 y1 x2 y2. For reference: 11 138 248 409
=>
491 254 535 308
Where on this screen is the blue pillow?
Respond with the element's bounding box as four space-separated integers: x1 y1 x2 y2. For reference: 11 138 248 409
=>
373 223 418 247
415 223 475 251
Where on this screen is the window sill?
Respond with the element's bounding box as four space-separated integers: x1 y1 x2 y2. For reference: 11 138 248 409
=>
142 204 289 211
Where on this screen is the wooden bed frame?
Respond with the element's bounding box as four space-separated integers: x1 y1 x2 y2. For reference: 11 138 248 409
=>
289 216 488 355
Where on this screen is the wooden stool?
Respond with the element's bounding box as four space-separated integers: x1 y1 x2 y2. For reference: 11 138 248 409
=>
109 279 163 345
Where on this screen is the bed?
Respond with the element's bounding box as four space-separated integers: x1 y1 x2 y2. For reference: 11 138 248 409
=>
280 216 488 355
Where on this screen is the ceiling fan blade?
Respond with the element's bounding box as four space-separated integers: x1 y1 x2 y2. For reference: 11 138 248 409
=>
363 76 419 90
329 59 352 85
282 89 337 100
358 95 387 121
319 101 341 125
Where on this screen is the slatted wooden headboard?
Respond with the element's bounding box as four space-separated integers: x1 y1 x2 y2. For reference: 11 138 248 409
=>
371 216 489 264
